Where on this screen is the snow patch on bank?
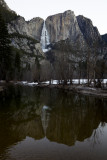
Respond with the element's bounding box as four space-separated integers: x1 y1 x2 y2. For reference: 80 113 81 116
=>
15 79 107 86
16 81 38 86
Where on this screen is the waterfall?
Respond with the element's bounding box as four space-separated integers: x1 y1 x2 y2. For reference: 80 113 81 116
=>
40 21 50 52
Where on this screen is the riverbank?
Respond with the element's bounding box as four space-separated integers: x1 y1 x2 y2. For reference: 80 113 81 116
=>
48 84 107 98
0 81 107 98
16 82 107 98
36 84 107 98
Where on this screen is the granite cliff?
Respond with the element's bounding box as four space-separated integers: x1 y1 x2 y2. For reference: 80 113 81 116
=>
8 16 44 41
7 8 105 55
1 0 106 53
102 34 107 44
45 10 84 43
76 15 102 46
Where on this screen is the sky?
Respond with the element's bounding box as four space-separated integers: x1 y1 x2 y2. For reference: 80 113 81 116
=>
5 0 107 35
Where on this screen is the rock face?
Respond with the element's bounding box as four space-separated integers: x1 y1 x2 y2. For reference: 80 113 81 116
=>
8 16 45 70
10 37 43 56
46 10 84 43
8 9 105 51
102 34 107 44
2 0 107 50
76 15 102 46
8 16 44 41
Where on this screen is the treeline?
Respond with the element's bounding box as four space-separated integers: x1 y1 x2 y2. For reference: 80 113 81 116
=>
51 40 107 87
0 4 18 23
31 40 107 88
10 33 39 44
0 12 21 81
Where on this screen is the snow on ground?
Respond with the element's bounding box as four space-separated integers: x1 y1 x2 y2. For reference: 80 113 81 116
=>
16 81 38 86
52 80 58 84
103 79 107 84
72 79 87 84
27 82 38 86
42 81 49 84
22 81 27 84
72 79 107 84
15 79 107 86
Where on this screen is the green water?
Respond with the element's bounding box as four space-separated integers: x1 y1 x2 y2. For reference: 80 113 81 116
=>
0 85 107 160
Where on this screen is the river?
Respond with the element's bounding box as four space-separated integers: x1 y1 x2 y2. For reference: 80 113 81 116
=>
0 85 107 160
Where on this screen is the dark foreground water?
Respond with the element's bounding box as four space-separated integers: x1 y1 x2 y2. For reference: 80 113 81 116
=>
0 85 107 160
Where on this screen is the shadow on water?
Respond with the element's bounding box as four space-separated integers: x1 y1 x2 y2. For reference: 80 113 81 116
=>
0 85 107 160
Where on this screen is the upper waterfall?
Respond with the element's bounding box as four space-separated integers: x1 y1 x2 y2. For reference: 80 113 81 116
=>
40 21 50 52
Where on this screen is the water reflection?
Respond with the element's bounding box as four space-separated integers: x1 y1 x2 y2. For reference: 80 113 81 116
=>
0 85 107 160
41 106 51 135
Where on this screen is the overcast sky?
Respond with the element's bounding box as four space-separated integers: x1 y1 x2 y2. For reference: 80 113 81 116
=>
5 0 107 35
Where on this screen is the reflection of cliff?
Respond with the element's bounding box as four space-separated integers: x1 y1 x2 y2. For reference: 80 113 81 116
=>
0 116 44 155
0 86 107 155
46 106 100 146
12 118 44 140
46 95 107 146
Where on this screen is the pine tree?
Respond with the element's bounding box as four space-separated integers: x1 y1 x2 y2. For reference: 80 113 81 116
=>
15 52 20 72
14 51 21 80
0 12 12 81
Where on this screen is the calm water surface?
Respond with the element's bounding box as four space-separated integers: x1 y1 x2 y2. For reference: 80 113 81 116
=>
0 85 107 160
